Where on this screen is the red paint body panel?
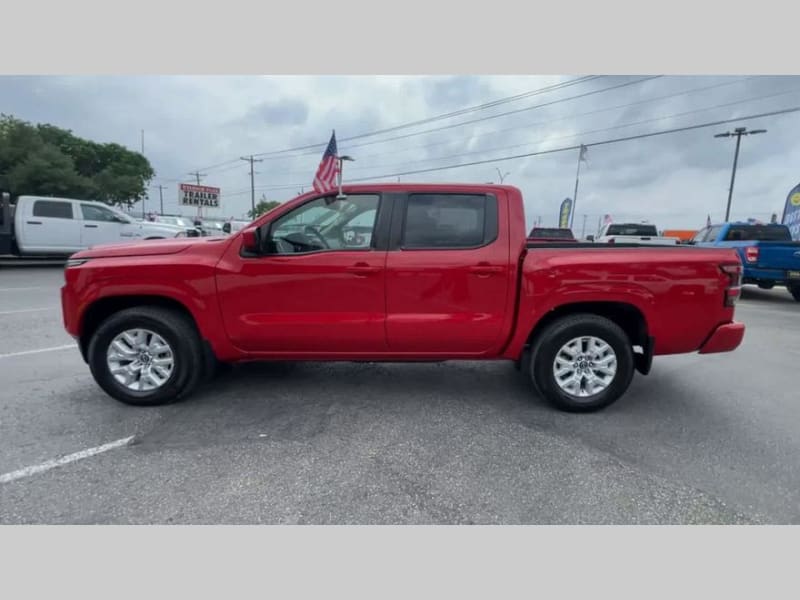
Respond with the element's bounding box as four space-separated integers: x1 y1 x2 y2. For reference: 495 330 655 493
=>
62 183 745 365
697 321 745 354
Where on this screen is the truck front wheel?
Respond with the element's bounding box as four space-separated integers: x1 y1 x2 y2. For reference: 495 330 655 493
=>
529 314 635 412
789 283 800 302
87 306 204 406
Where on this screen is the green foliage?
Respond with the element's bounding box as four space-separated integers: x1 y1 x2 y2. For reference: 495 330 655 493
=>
0 114 155 207
248 199 281 219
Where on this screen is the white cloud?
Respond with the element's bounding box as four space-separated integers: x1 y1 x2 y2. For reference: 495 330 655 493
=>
1 74 799 227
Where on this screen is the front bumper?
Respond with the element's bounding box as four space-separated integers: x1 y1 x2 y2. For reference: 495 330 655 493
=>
698 322 745 354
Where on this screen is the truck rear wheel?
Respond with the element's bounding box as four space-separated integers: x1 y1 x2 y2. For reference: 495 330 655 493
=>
789 283 800 302
87 306 204 406
529 314 635 412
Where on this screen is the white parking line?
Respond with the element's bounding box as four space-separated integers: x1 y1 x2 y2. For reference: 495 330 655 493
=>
0 344 76 359
0 436 134 484
0 286 51 292
0 307 58 315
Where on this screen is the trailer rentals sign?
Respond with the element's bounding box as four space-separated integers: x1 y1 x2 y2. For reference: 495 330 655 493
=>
180 183 220 208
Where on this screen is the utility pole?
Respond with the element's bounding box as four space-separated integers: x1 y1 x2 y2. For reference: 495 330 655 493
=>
570 144 588 229
581 214 588 238
714 127 767 221
496 168 510 184
188 171 206 185
240 155 263 217
187 172 207 219
152 184 165 215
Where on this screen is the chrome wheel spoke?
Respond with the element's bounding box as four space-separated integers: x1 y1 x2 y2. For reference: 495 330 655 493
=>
552 335 618 402
107 328 174 392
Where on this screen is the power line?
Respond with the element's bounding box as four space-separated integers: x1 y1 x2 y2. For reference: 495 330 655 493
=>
223 104 800 195
240 155 264 216
339 86 800 174
224 85 798 189
184 76 604 174
188 171 206 184
246 76 663 162
335 76 757 164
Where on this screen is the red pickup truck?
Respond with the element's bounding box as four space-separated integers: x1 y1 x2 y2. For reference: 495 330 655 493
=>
61 184 745 412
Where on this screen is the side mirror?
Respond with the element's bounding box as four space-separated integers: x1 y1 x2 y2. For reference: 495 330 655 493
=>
241 226 261 253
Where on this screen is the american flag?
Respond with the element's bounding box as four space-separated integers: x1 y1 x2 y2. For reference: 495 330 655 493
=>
313 131 339 193
602 214 612 225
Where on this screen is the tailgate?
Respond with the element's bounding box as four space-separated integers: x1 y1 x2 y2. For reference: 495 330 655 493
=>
755 242 800 271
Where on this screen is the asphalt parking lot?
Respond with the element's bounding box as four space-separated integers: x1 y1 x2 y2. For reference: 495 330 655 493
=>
1 265 798 524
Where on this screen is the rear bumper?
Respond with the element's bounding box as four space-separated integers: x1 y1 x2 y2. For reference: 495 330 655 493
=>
698 322 745 354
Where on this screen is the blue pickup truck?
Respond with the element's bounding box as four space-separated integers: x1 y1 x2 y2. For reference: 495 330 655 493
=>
692 222 800 301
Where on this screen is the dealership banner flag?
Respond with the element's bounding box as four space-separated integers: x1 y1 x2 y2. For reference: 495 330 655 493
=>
782 182 800 240
559 198 572 229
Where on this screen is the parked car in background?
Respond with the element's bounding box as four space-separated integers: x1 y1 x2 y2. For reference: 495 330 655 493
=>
693 222 800 301
200 220 226 236
222 220 250 234
595 222 679 245
1 194 195 257
62 183 745 413
662 229 699 244
153 215 202 236
527 227 577 242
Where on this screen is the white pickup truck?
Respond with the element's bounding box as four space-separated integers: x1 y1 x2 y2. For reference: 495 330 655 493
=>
0 193 196 257
594 222 680 245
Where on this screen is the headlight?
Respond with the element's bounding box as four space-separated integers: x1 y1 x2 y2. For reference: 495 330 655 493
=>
66 258 90 268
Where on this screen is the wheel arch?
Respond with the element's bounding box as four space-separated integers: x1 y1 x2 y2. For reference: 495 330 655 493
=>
79 295 210 363
522 301 653 375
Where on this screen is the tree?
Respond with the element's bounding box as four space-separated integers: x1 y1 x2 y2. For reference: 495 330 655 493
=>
0 114 155 207
248 199 281 219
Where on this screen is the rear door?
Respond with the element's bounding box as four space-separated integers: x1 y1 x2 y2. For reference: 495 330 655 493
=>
79 203 124 247
22 198 82 253
384 191 511 354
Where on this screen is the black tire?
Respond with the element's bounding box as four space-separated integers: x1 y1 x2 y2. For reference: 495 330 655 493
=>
789 284 800 302
87 306 204 406
757 282 774 290
530 314 635 413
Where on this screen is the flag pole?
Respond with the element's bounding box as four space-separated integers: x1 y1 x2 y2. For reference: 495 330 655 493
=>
570 147 584 229
337 154 355 200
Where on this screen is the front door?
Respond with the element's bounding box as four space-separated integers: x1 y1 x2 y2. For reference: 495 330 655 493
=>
216 193 389 354
79 203 123 247
384 192 511 354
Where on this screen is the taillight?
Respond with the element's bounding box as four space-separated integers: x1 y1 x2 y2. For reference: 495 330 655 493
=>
720 263 743 307
744 246 759 264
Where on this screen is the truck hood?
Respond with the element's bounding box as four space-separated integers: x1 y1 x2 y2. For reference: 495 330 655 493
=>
71 237 212 259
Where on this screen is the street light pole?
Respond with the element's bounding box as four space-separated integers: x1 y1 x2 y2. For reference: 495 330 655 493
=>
714 127 767 221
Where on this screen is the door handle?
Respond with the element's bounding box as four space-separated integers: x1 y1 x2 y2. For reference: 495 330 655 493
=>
84 224 98 228
468 264 504 277
346 262 381 276
26 221 42 225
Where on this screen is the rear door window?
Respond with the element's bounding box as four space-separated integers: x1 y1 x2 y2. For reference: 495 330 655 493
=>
402 194 497 249
33 200 73 219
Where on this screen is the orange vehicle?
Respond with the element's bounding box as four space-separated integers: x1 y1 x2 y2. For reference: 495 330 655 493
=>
662 229 698 244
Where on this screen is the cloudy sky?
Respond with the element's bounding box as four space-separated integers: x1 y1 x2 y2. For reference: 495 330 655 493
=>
2 74 799 232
